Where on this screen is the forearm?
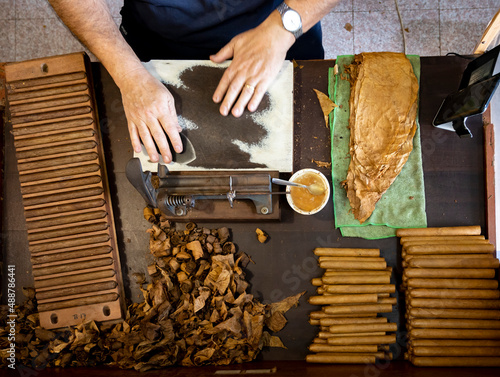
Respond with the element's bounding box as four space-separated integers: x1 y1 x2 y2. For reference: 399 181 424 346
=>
286 0 341 32
48 0 144 87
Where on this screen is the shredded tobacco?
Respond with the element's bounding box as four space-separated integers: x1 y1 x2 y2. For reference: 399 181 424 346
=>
0 210 304 371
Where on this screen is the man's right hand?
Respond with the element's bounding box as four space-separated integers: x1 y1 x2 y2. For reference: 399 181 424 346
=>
119 67 183 163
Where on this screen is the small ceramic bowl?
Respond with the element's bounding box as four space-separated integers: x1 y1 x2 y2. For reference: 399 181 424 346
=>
286 168 330 215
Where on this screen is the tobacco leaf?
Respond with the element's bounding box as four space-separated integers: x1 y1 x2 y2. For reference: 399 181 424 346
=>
0 212 302 370
313 88 337 128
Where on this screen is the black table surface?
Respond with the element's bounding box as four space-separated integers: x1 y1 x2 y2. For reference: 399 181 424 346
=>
2 56 489 366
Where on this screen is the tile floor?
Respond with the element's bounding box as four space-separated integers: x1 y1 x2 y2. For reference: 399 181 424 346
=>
1 0 500 63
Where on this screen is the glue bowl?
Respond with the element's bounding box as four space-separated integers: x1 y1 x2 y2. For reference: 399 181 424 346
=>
286 168 330 215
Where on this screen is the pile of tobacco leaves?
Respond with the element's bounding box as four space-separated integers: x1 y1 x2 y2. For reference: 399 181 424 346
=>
0 208 303 371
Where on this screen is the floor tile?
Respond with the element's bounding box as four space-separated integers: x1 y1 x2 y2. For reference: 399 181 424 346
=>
322 12 354 59
401 9 440 56
331 0 353 12
354 0 439 11
441 8 499 55
354 10 405 54
15 17 86 61
0 20 16 62
16 0 57 19
440 0 500 9
0 0 16 19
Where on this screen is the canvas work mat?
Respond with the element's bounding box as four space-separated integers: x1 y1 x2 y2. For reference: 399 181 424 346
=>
329 55 427 239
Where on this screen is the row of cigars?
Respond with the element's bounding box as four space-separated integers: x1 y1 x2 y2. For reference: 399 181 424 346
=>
306 247 397 364
398 226 500 367
306 226 500 366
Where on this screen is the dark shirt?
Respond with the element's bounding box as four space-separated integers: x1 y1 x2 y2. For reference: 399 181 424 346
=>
120 0 324 61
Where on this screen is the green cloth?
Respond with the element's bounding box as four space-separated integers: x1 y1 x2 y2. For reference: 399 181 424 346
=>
329 55 427 239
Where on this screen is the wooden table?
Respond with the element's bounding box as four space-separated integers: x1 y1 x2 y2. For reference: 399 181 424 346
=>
2 56 498 375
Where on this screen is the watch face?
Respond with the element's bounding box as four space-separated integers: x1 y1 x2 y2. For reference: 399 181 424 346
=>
283 10 301 32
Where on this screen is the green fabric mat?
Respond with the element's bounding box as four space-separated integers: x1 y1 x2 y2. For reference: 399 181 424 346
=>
329 55 427 239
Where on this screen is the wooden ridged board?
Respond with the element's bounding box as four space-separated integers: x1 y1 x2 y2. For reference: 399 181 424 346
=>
5 53 125 329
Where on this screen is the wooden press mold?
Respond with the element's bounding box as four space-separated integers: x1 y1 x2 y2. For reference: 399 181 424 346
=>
5 52 125 329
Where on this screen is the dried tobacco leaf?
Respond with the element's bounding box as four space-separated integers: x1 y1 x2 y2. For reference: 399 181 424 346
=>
255 228 269 243
0 211 303 370
313 88 337 128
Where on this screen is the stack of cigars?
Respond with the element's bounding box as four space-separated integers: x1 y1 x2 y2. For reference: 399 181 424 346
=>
399 225 500 367
306 247 397 364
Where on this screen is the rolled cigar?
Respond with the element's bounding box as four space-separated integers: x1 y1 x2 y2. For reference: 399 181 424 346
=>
35 280 117 300
312 338 328 344
411 318 500 329
408 298 500 310
330 332 386 337
378 293 390 298
408 258 499 269
324 303 393 315
34 269 115 289
400 235 485 244
323 269 391 276
317 287 325 295
309 319 321 326
402 240 491 249
323 275 390 285
30 233 110 254
396 226 482 237
306 353 376 364
309 293 378 306
406 278 498 289
26 209 106 230
327 334 396 346
411 346 500 357
309 344 377 353
311 278 323 286
319 317 387 326
405 243 495 255
37 292 119 312
309 311 376 319
409 339 500 347
319 256 385 263
377 297 397 305
409 308 500 320
314 248 380 257
410 328 500 339
402 268 496 279
408 288 500 300
404 254 495 261
318 332 384 339
329 323 397 334
409 356 500 367
29 222 110 242
320 260 387 270
326 267 393 273
378 345 390 352
325 284 395 294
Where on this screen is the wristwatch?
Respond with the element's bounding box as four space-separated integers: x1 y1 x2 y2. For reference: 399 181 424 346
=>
276 1 303 39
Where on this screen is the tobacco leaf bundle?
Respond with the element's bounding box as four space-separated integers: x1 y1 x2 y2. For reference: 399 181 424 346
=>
0 211 303 371
342 52 419 223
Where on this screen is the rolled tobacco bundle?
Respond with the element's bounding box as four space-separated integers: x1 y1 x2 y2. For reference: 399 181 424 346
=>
307 248 397 363
398 226 500 367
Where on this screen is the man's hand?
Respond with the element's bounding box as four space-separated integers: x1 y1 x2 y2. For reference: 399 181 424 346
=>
210 11 295 117
119 67 183 163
